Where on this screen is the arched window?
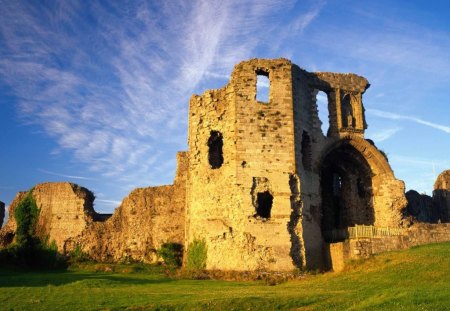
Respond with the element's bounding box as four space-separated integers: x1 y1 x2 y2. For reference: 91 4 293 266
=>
316 90 330 136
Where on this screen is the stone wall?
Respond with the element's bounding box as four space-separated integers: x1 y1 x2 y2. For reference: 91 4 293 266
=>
0 58 416 272
0 184 94 249
405 190 439 223
404 170 450 223
34 183 96 250
82 152 188 262
186 59 297 271
186 58 407 271
328 223 450 271
0 152 188 263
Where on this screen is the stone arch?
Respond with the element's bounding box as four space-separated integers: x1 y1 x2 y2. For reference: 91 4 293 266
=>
320 136 395 178
320 141 375 242
319 136 404 233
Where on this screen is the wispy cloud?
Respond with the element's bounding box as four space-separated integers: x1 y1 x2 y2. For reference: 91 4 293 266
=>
389 154 450 193
289 1 325 33
370 127 401 142
96 199 122 206
390 155 449 169
37 169 97 181
367 109 450 134
0 1 325 189
308 15 450 78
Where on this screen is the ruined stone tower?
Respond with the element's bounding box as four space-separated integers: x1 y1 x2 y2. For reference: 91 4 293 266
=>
1 58 416 271
186 58 406 271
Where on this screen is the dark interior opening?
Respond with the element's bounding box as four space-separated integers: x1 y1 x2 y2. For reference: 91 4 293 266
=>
256 191 273 218
207 130 224 169
301 131 312 171
320 143 374 242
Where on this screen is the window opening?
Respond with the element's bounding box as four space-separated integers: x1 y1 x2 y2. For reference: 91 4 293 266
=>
341 94 354 128
316 90 330 136
332 173 342 196
256 191 273 218
207 131 224 169
256 70 270 103
301 131 312 171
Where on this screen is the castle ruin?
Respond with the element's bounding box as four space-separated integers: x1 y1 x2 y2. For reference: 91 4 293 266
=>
1 58 449 271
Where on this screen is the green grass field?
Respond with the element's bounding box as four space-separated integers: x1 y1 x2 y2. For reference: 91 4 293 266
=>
0 242 449 310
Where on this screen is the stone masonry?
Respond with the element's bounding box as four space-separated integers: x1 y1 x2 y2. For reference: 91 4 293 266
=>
433 170 450 222
0 152 187 262
186 58 407 271
404 169 450 223
1 58 448 271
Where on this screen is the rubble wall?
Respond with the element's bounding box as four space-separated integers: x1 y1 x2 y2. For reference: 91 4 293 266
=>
33 183 96 250
0 152 188 264
0 184 95 250
82 151 188 262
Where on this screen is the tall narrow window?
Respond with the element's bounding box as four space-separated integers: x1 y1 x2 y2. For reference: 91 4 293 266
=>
256 69 270 103
207 130 223 169
316 90 330 136
341 94 354 128
301 131 312 171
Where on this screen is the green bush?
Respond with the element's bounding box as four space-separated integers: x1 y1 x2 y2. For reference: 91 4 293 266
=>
158 243 183 268
186 239 207 271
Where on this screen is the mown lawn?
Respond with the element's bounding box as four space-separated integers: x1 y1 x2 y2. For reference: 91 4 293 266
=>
0 242 449 310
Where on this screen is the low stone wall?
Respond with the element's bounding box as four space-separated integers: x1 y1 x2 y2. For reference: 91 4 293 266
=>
328 223 450 271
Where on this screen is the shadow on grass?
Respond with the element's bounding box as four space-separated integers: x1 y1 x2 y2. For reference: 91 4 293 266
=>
0 269 175 288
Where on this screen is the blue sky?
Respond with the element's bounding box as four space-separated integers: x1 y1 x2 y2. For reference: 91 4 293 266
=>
1 0 449 216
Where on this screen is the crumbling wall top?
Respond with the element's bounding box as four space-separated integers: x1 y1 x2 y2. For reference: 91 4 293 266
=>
434 170 450 190
308 72 370 93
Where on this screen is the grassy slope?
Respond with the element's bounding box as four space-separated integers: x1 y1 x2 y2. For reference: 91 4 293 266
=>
0 242 449 311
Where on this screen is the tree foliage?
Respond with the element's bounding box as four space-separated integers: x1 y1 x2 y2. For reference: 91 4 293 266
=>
0 189 65 269
14 190 39 248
